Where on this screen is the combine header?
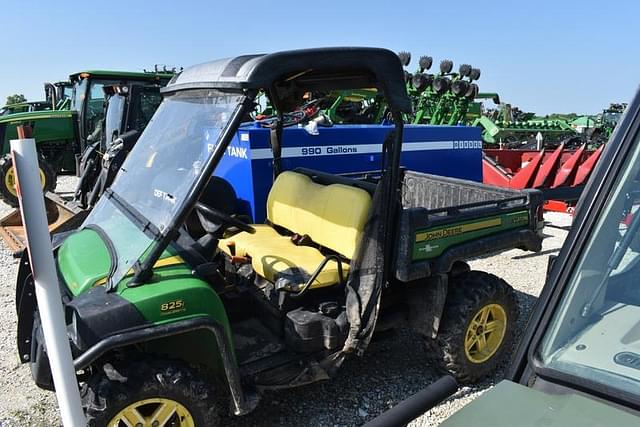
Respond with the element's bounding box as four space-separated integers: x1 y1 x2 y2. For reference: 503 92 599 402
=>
483 143 604 212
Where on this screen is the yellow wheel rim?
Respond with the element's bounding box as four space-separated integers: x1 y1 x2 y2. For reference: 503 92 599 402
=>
5 166 46 197
109 398 195 427
464 303 507 364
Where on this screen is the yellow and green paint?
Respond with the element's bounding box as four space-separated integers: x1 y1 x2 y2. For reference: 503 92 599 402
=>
412 211 529 260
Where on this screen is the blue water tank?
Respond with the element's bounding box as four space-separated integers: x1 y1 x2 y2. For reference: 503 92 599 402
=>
215 123 482 222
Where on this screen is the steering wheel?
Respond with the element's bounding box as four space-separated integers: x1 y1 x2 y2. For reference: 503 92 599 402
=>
195 202 255 234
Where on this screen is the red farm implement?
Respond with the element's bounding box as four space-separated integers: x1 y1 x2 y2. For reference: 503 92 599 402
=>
483 144 604 212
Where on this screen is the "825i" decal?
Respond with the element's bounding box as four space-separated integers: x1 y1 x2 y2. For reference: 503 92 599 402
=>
160 299 185 314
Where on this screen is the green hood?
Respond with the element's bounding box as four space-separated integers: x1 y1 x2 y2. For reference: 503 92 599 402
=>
0 109 74 124
57 228 187 297
441 380 639 427
57 228 112 296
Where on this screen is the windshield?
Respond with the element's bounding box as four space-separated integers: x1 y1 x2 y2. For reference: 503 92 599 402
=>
125 87 162 134
104 94 125 148
63 85 73 100
603 112 622 126
538 127 640 399
71 78 87 111
82 89 243 285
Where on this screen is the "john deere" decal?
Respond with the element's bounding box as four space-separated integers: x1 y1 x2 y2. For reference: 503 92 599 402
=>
412 211 529 260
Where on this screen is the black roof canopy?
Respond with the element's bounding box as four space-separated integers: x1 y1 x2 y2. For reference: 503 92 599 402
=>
162 47 412 113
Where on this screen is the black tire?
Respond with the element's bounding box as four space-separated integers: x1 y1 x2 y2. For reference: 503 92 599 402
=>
82 358 222 426
0 153 56 208
425 271 518 383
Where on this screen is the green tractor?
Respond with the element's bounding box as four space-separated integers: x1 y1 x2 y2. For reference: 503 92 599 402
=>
73 82 164 209
0 82 165 255
587 102 628 144
0 81 72 116
0 70 173 207
16 48 545 425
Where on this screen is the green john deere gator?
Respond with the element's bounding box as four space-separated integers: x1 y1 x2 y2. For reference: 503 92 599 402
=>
0 70 173 207
16 48 544 425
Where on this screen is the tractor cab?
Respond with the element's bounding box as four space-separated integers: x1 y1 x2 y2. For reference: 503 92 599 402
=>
68 70 174 156
44 81 73 110
73 83 164 208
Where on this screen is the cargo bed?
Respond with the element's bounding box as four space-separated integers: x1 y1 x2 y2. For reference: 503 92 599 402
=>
395 170 544 281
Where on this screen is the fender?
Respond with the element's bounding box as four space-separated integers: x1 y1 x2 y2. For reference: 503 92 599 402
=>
73 316 258 416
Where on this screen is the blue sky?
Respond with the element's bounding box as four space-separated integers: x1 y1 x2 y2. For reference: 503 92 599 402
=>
1 0 637 114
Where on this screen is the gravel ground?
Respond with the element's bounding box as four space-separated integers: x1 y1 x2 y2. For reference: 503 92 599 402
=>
0 176 572 426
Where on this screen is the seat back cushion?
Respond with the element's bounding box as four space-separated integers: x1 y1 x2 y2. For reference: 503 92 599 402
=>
266 171 372 259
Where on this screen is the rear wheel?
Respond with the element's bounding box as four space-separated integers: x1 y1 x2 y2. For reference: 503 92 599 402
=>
425 271 518 383
0 153 56 207
82 358 222 426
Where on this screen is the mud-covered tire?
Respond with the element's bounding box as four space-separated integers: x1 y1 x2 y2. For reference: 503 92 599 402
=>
425 271 518 383
82 358 222 426
0 153 56 207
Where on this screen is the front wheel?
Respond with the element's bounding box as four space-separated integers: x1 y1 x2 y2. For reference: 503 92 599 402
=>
82 358 222 426
425 271 518 383
0 153 56 207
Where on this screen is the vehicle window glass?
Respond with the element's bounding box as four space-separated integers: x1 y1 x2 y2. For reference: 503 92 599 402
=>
85 80 118 140
71 78 87 111
126 88 162 133
538 128 640 398
104 94 126 147
63 85 73 100
83 89 243 285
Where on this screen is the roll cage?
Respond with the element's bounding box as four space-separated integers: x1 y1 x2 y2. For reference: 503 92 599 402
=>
127 47 412 287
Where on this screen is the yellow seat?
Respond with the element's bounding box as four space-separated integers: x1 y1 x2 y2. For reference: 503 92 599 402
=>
218 171 371 290
218 225 285 257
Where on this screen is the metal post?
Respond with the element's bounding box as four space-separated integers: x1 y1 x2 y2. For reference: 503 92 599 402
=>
10 131 85 427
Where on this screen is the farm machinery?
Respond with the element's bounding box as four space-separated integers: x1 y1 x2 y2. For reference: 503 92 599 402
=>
442 86 640 427
314 52 482 127
15 47 544 426
483 143 604 212
0 82 165 254
0 69 174 207
0 81 72 116
473 112 576 148
399 52 481 126
587 102 628 144
369 85 640 427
